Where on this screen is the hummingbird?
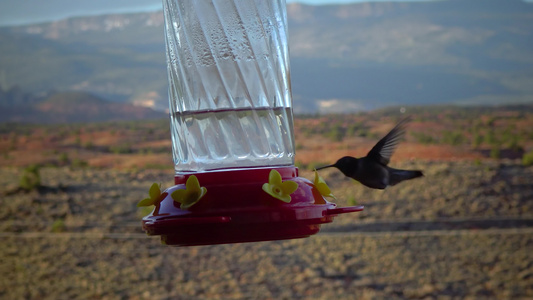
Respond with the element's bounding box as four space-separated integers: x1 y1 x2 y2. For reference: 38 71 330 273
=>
316 116 423 189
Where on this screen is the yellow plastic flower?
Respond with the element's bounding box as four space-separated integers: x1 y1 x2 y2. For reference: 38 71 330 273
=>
137 183 164 207
314 170 337 200
262 169 298 203
171 175 207 210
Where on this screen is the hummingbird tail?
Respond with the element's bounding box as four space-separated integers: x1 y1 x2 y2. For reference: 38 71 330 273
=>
389 169 423 186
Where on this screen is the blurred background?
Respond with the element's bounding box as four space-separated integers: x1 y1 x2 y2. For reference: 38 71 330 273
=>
2 0 533 116
1 0 532 299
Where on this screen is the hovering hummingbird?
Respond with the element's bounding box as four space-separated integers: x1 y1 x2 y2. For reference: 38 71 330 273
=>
316 116 423 189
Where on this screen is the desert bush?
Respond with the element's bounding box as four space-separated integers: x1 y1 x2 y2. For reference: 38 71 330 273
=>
490 147 501 159
412 132 436 145
71 158 89 168
83 141 94 149
59 152 70 165
144 163 172 170
19 164 41 191
471 132 483 148
346 195 357 206
507 135 523 152
326 125 345 142
442 130 465 146
346 122 365 137
484 130 497 145
523 150 533 166
486 116 496 127
51 219 66 233
109 144 133 154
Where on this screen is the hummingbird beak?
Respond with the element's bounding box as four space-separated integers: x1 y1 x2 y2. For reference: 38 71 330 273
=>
315 164 335 171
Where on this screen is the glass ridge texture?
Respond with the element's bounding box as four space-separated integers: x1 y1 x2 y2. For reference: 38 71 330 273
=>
163 0 295 173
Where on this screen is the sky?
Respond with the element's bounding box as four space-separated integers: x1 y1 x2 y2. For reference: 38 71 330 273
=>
1 0 532 26
2 0 529 27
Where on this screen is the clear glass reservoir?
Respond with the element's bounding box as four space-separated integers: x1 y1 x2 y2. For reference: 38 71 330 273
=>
163 0 295 173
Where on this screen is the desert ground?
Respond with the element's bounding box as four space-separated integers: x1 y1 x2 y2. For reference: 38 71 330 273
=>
1 106 532 299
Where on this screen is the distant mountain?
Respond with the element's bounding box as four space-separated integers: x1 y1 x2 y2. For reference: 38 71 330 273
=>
0 89 165 123
0 12 168 109
0 0 532 114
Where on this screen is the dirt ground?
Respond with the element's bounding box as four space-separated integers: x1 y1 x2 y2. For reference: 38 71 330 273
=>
1 159 532 299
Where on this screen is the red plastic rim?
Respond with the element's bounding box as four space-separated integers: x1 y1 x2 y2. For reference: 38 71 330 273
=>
142 166 363 246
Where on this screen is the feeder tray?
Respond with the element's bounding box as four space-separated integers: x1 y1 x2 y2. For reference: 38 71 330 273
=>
142 166 363 246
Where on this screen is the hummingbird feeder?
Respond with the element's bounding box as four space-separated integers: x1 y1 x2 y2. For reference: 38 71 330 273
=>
140 0 363 246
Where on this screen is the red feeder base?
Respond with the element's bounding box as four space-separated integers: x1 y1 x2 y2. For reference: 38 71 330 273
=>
142 166 363 246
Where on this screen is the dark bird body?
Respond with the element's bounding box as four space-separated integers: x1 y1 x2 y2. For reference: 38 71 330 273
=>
317 117 423 189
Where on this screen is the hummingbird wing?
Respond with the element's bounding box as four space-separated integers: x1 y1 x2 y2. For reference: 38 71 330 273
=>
366 116 411 166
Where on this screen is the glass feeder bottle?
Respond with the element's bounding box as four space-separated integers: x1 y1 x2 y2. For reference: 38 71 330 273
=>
164 0 295 174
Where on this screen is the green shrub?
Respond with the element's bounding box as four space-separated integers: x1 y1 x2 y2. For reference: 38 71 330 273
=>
144 164 172 170
442 130 465 146
326 125 345 142
471 133 484 148
347 195 357 206
523 151 533 166
83 141 94 149
19 164 41 191
484 130 497 145
346 122 365 137
59 152 70 165
51 219 66 233
508 136 523 152
71 158 89 168
412 132 435 145
490 147 501 159
109 144 133 154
